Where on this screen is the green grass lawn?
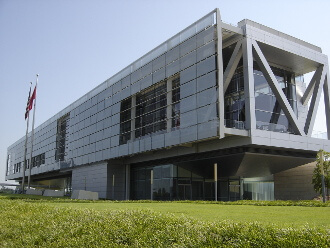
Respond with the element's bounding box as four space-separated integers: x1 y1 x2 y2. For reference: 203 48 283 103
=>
0 193 329 247
2 193 329 227
48 201 330 228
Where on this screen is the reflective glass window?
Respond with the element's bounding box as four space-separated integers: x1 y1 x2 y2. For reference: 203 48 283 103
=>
180 36 196 57
119 98 132 145
171 77 181 129
180 51 197 71
152 54 165 72
135 81 167 138
166 46 180 65
224 63 245 129
197 55 216 77
196 26 215 48
55 113 70 162
197 40 215 62
254 63 297 134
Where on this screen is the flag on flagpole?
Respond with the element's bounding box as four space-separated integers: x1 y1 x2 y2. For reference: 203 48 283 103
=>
27 74 38 189
27 86 37 112
25 83 32 119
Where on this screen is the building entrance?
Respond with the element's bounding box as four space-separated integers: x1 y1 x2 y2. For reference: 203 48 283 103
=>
178 183 192 200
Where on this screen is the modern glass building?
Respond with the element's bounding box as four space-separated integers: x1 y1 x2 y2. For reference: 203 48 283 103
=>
5 9 330 200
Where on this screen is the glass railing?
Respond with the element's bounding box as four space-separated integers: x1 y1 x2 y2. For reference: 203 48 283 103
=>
224 119 246 129
312 131 327 139
256 121 292 133
58 159 73 169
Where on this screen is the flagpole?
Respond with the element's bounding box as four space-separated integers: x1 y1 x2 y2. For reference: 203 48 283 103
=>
22 82 32 193
28 74 38 189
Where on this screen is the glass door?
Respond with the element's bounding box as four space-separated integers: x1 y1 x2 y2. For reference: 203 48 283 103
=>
178 183 192 200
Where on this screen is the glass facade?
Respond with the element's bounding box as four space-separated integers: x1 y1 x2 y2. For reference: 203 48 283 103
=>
224 45 298 134
171 77 181 129
224 61 245 129
119 76 181 144
55 114 70 162
131 162 276 201
223 44 246 129
6 12 218 178
135 80 167 138
119 98 131 145
130 163 243 201
243 177 274 201
31 153 45 168
254 63 297 134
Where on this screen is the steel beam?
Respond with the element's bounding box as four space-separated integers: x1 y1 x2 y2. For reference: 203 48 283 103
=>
224 40 243 93
216 8 225 139
252 40 305 136
304 66 326 136
301 66 323 106
242 37 256 134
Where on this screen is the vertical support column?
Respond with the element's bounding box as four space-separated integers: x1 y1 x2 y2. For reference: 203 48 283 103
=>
150 169 154 200
216 8 225 139
323 69 330 140
130 95 136 141
242 37 256 135
125 164 130 200
166 78 172 132
214 163 218 201
240 177 244 200
112 174 115 199
170 164 174 200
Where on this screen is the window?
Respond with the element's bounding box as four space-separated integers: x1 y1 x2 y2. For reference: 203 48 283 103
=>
135 81 167 138
119 75 181 143
41 153 45 165
13 162 23 173
119 98 132 145
171 77 180 128
224 63 246 129
31 153 45 167
32 156 36 168
55 114 70 161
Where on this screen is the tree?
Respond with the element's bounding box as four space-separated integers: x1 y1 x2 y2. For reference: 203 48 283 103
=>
312 150 330 200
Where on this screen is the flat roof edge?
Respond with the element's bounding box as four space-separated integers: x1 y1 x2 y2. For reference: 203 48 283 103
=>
238 19 322 53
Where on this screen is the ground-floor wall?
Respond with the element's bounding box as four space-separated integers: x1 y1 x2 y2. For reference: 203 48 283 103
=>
107 162 127 200
71 160 127 200
274 162 317 200
68 148 317 201
72 162 108 199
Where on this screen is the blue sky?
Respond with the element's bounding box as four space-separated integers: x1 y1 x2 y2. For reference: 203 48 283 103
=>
1 0 330 184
